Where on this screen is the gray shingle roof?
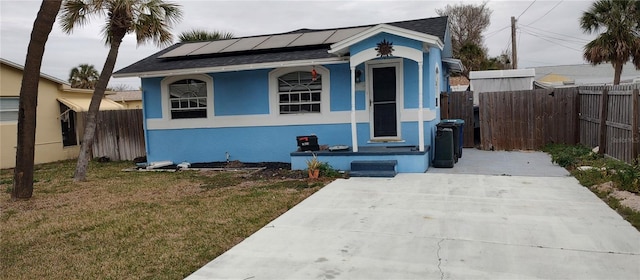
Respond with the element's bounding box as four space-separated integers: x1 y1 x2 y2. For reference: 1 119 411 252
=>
114 16 448 76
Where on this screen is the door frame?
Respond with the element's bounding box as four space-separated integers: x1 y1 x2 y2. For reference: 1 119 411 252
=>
366 58 403 141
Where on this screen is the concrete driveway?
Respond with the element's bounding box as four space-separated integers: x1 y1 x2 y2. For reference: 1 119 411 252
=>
186 149 640 279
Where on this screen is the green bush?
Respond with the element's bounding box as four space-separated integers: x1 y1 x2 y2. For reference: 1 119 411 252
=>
543 144 592 168
318 162 341 178
611 163 640 193
572 168 609 188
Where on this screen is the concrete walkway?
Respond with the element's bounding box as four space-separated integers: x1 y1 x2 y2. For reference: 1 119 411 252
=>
186 150 640 279
427 149 570 177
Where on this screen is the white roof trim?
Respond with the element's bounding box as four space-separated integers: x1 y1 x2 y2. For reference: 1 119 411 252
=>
113 57 349 78
351 45 422 67
443 58 464 73
328 24 444 55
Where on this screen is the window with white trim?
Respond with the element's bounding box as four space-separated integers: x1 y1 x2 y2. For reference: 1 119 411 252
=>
277 71 321 114
169 79 207 119
0 97 19 122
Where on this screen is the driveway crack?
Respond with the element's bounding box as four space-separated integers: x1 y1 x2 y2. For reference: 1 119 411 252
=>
437 238 445 280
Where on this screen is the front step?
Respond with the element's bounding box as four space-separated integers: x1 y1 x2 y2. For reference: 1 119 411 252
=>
350 160 397 178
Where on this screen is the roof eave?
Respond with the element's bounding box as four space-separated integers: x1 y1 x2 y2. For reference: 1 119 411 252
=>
113 57 349 79
443 58 465 73
1 58 70 86
328 24 444 56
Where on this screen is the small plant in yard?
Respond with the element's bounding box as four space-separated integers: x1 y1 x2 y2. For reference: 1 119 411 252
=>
306 154 322 179
318 162 341 178
610 161 640 193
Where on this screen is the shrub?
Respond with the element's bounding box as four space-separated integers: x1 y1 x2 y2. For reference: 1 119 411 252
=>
544 144 592 168
318 162 341 178
611 163 640 193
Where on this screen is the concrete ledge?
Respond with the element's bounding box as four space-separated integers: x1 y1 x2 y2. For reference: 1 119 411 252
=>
292 149 429 173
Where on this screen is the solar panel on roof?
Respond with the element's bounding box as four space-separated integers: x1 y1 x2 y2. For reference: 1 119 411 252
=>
325 27 370 43
189 39 239 55
254 33 302 50
158 41 210 58
220 36 271 53
288 30 336 47
158 26 372 59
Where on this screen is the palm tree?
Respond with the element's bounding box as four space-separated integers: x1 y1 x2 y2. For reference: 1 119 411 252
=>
178 29 234 42
13 0 63 200
59 0 182 181
68 63 99 89
580 0 640 85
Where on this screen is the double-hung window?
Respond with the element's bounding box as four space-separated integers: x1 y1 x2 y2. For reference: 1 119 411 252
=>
169 79 207 119
0 97 19 122
277 71 321 114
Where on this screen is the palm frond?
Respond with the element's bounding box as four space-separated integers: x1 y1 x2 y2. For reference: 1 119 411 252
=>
178 29 235 43
59 0 92 33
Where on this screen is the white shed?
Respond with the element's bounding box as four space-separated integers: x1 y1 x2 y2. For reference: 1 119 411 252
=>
469 69 536 106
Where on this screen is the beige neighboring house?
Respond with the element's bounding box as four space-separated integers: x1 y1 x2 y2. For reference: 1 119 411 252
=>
0 58 124 169
107 90 142 109
449 76 470 92
533 63 640 87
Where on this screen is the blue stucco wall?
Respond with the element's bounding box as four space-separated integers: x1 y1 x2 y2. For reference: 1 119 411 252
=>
328 64 350 111
142 77 163 119
350 33 423 54
146 124 354 163
404 59 419 109
145 121 434 165
213 70 270 116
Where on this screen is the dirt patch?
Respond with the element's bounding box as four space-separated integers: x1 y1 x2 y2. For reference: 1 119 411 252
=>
610 190 640 212
191 161 292 170
591 181 640 212
148 161 293 171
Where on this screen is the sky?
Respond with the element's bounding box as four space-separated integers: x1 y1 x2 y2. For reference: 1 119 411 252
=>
0 0 598 89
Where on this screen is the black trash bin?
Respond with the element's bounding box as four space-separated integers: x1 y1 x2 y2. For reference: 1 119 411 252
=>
296 135 319 151
438 119 465 161
433 127 454 168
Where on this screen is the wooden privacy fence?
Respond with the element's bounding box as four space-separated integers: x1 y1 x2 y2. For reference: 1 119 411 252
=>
81 109 146 161
441 91 475 147
478 87 580 151
579 85 640 163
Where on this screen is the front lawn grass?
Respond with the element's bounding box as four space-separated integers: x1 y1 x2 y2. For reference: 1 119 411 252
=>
1 160 328 279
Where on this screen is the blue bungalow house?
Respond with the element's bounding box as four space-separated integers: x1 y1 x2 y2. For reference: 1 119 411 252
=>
114 16 463 173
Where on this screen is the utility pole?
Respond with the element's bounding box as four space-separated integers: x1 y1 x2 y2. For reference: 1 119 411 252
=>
511 16 518 69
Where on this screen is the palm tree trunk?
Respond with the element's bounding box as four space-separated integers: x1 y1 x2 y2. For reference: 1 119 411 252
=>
613 61 623 85
73 33 125 182
13 0 62 200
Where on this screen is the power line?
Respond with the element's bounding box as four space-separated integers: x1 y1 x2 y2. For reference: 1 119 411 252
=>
519 27 588 45
520 28 583 46
485 25 511 39
517 0 537 20
503 37 512 53
525 0 564 26
520 29 583 52
520 25 591 43
486 25 511 37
